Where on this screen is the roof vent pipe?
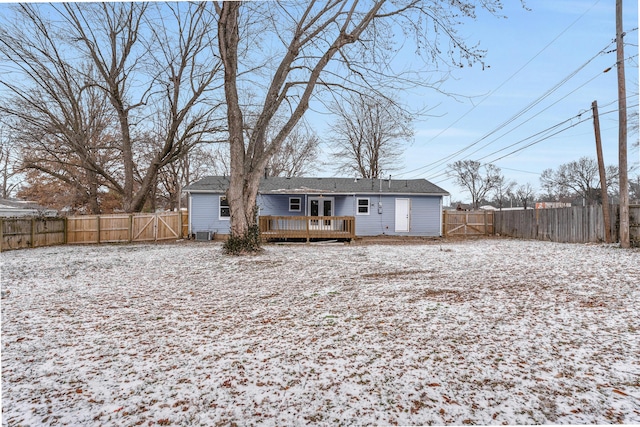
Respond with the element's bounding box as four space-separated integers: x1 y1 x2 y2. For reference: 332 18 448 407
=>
388 174 391 189
264 168 268 179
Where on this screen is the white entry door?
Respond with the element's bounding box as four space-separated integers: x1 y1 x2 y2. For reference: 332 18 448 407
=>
309 197 334 229
395 198 410 232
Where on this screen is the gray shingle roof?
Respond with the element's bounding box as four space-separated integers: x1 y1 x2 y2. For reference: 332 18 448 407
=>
184 176 448 196
0 198 59 217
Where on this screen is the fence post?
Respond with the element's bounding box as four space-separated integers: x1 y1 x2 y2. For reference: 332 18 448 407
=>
154 213 158 241
97 216 101 244
443 210 448 237
484 210 488 236
0 218 3 253
63 217 68 245
31 217 36 248
129 214 133 243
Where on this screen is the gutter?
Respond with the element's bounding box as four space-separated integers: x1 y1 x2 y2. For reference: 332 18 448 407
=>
184 189 449 197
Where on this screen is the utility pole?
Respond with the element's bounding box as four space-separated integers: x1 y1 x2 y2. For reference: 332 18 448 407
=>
616 0 630 248
592 101 612 243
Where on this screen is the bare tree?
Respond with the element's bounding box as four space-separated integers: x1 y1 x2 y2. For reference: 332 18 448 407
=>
0 3 224 213
64 2 225 212
492 175 516 210
631 173 640 204
540 157 618 206
449 160 502 210
0 145 20 199
515 183 535 210
267 123 319 178
329 93 412 179
0 121 23 199
216 0 515 251
156 143 227 211
0 23 120 215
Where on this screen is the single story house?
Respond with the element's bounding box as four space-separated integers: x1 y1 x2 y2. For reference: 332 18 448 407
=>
0 198 58 218
183 176 449 240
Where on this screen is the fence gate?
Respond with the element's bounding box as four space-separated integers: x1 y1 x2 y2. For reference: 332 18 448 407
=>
132 212 182 242
66 211 185 245
156 212 181 240
443 210 494 237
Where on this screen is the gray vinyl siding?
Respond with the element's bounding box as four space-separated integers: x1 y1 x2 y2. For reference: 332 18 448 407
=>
405 196 442 236
189 193 230 235
354 194 442 237
334 196 352 216
258 195 353 217
257 194 299 216
189 192 442 237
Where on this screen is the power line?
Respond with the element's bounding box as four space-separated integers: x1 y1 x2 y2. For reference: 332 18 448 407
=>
428 114 590 183
429 101 640 185
483 98 640 164
397 0 605 178
401 43 615 179
497 166 542 175
409 48 638 181
423 115 579 182
399 18 640 181
457 64 611 162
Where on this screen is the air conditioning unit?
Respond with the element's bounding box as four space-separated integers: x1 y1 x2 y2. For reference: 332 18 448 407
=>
195 231 211 241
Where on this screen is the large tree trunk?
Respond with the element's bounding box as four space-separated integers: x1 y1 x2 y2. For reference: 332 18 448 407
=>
217 2 385 245
215 1 511 249
218 2 249 236
118 113 135 213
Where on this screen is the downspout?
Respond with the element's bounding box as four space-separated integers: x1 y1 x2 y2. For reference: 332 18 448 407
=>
188 192 193 238
439 196 443 237
380 193 384 234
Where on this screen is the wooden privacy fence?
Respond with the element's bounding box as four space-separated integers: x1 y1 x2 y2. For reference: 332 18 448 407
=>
67 212 187 244
493 205 640 244
1 212 188 251
0 217 66 251
442 210 494 237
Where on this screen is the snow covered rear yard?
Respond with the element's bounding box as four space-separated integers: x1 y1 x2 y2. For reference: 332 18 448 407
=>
2 239 639 426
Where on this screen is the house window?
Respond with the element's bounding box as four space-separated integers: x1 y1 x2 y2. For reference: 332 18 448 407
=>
219 196 230 219
357 198 370 215
289 197 301 212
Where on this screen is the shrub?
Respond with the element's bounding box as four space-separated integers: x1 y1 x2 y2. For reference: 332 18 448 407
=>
222 207 262 255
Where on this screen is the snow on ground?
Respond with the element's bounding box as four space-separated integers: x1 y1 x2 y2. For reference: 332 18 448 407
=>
1 239 639 426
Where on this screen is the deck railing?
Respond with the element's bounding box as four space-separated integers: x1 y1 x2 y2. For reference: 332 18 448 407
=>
258 215 355 241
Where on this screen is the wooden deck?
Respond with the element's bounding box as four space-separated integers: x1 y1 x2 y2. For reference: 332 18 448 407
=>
259 216 355 241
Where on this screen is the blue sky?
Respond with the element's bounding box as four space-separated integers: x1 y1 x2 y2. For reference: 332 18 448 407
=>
1 1 637 205
316 0 639 203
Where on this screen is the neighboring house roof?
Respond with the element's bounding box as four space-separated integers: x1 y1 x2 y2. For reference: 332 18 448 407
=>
0 199 59 217
184 176 449 196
